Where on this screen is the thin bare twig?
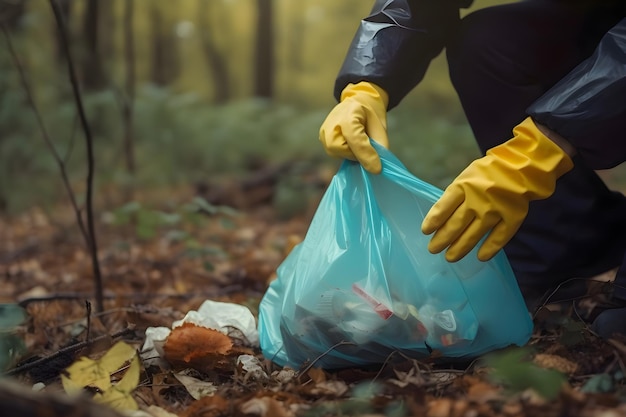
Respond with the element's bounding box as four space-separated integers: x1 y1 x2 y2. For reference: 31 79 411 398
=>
296 341 355 379
532 277 626 320
17 287 246 308
371 350 402 383
49 0 104 313
85 300 92 342
3 326 136 377
0 22 90 250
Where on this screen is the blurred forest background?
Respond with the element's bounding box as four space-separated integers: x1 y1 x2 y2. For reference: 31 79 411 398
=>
1 0 622 216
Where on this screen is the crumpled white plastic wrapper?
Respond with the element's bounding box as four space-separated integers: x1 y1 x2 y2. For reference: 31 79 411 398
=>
141 300 259 366
173 300 259 346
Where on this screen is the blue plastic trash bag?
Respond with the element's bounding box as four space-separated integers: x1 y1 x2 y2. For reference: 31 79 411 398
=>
258 141 533 369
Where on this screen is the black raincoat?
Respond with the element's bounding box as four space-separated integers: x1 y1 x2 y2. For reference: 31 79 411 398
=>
335 0 626 169
528 19 626 169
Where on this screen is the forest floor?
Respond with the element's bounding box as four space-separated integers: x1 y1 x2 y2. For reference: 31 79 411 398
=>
2 177 626 417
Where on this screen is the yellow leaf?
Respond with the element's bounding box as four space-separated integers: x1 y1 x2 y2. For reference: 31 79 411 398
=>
61 341 140 411
99 341 138 374
113 351 141 393
94 354 140 411
61 356 109 394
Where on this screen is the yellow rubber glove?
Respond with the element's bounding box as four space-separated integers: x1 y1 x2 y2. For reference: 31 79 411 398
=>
319 82 389 174
421 117 574 262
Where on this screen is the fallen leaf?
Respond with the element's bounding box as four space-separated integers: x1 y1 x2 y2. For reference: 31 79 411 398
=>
607 338 626 355
306 367 326 384
272 368 296 384
180 394 230 417
164 322 234 371
533 353 578 374
240 396 295 417
95 353 141 410
284 234 302 257
62 341 137 394
466 380 501 403
133 405 179 417
308 380 349 397
388 368 425 388
174 369 218 399
61 341 140 411
427 398 452 417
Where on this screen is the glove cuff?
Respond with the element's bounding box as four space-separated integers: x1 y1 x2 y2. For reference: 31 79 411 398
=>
511 117 574 178
489 117 574 176
340 82 389 109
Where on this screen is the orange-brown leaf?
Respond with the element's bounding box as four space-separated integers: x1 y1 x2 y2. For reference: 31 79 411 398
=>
164 323 233 368
181 394 230 417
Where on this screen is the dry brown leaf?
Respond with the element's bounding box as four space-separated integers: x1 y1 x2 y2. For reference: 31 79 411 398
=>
306 367 327 384
561 384 586 404
466 380 501 403
451 399 470 417
388 368 425 388
533 353 578 374
427 398 452 417
180 394 230 417
163 323 233 371
500 401 523 416
151 373 189 410
173 370 218 400
127 305 183 330
607 338 626 356
144 405 179 417
240 396 295 417
284 234 302 257
308 380 349 397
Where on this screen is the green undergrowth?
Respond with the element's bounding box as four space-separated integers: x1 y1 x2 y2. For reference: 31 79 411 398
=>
0 84 480 215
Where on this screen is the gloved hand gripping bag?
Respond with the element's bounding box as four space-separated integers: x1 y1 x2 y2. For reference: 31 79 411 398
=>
258 141 533 369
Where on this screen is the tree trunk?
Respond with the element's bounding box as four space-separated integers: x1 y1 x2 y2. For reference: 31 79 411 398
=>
284 0 305 97
81 0 106 90
123 0 136 180
254 0 274 98
150 3 180 86
53 0 71 65
0 0 26 30
197 0 231 104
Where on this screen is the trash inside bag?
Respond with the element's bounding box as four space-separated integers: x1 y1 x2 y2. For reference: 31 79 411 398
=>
258 141 533 369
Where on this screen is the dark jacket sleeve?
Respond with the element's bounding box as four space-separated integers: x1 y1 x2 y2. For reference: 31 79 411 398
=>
527 18 626 170
334 0 472 110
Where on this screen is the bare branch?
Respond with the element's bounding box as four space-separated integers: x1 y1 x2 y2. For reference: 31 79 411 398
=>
3 326 136 377
49 0 104 313
0 23 90 249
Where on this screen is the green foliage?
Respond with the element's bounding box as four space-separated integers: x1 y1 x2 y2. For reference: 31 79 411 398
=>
0 0 504 214
105 197 232 271
131 87 329 185
534 308 586 346
0 304 27 372
482 347 567 400
106 196 236 240
8 0 599 215
581 373 615 394
0 76 478 213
